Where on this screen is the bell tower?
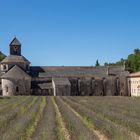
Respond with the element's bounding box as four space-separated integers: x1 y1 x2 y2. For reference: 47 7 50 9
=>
10 37 21 56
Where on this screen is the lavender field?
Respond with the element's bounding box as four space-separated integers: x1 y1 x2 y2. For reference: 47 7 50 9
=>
0 96 140 140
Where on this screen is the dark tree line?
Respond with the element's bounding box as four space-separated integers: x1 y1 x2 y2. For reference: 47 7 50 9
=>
104 49 140 73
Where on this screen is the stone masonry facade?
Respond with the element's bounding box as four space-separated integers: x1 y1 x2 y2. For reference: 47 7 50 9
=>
0 38 130 96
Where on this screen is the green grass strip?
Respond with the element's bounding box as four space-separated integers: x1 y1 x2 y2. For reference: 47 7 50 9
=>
0 97 29 113
20 97 46 140
20 97 38 114
60 97 108 140
51 97 68 140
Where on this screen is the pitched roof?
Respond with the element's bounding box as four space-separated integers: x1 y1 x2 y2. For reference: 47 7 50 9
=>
128 71 140 77
10 37 21 46
38 83 52 89
1 65 31 79
30 66 129 78
1 55 30 64
52 78 71 86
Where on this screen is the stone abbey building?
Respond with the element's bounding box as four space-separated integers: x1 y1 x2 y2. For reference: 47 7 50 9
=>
0 38 130 96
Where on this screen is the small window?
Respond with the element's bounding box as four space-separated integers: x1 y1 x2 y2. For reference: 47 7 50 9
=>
14 46 18 54
16 86 19 92
6 86 8 92
26 65 29 71
3 65 6 70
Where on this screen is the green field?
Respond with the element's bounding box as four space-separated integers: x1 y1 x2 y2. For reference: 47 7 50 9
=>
0 96 140 140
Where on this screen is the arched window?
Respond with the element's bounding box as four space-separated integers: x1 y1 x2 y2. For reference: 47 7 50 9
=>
3 65 6 70
13 46 18 54
16 86 19 92
100 91 103 96
6 86 8 93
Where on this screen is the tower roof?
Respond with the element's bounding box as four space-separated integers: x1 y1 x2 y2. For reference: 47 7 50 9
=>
1 55 30 64
10 37 21 46
1 65 31 79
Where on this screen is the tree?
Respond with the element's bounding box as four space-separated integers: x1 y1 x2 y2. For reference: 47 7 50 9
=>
0 51 6 61
104 49 140 73
134 49 140 54
95 59 100 66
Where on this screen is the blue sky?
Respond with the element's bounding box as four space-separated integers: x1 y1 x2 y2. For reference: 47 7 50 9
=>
0 0 140 66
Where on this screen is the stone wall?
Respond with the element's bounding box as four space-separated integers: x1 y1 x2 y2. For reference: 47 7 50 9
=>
68 76 127 96
52 78 71 96
53 85 71 96
2 78 31 96
0 75 128 96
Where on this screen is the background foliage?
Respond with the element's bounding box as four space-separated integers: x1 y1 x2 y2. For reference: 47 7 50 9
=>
104 49 140 73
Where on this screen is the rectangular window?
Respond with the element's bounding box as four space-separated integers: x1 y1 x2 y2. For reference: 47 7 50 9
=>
16 87 19 92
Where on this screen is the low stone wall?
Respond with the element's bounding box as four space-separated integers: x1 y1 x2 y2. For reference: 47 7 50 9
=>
29 75 128 96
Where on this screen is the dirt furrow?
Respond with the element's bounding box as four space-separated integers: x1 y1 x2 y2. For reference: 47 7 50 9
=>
59 97 108 140
52 97 70 140
55 97 98 140
31 97 58 140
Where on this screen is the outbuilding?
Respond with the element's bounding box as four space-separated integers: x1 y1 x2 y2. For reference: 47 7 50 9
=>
127 72 140 97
